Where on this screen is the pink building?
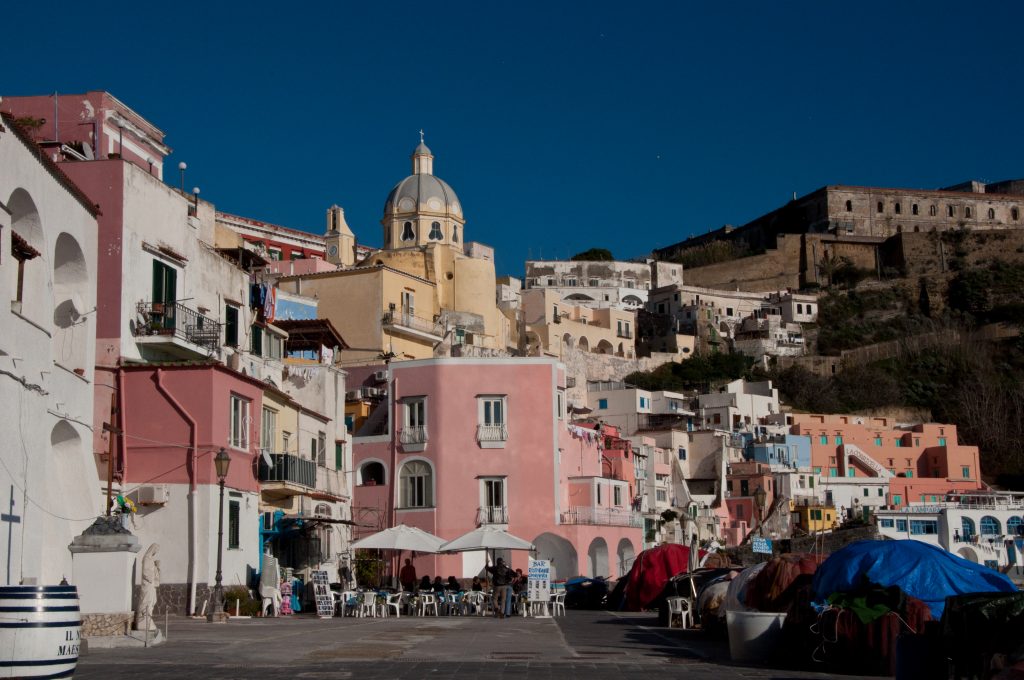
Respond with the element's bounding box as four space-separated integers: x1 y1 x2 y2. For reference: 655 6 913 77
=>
351 358 641 582
791 414 983 508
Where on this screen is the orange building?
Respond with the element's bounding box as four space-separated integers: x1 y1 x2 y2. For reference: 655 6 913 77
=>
790 414 983 508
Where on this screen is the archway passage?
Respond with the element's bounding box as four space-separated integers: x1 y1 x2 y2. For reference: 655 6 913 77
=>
562 333 574 350
358 461 386 485
52 232 90 369
577 337 590 352
595 339 614 355
587 537 609 578
533 532 578 582
616 538 635 577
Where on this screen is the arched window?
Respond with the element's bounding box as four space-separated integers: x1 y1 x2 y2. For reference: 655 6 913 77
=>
930 205 937 216
980 515 1001 535
896 225 903 233
1007 516 1022 537
961 516 975 538
913 225 920 233
877 201 884 213
400 460 433 508
912 204 919 215
452 224 459 242
845 200 852 212
428 221 443 240
988 208 995 219
401 221 415 241
314 503 331 518
359 461 386 486
948 205 956 217
965 206 972 218
1013 207 1020 221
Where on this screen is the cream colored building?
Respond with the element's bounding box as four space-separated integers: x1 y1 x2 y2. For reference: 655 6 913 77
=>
521 288 637 359
281 139 511 363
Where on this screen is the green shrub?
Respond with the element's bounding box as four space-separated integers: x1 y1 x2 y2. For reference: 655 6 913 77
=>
223 586 261 616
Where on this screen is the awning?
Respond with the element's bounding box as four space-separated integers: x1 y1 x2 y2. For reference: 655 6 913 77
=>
275 318 350 351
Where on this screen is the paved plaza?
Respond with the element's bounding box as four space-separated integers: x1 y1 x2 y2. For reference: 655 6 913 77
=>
76 610 886 679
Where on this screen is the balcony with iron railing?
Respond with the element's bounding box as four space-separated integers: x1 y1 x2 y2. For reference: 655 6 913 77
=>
616 329 633 339
477 506 509 525
560 506 643 528
135 301 221 356
477 424 509 445
636 413 692 432
399 425 428 445
258 453 317 495
382 310 444 341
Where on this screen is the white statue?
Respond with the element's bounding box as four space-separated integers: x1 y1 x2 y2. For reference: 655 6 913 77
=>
135 543 160 631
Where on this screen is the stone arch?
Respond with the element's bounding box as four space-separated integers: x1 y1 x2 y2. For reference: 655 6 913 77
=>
577 336 590 352
587 537 609 577
595 339 614 355
957 546 979 563
622 295 643 307
8 188 50 320
533 532 577 581
562 333 574 350
358 459 387 486
52 232 90 370
616 538 635 577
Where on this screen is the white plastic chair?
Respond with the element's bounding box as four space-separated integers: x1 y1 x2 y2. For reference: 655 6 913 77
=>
385 592 403 618
666 596 691 629
340 591 358 617
551 591 566 617
419 593 439 616
358 591 378 618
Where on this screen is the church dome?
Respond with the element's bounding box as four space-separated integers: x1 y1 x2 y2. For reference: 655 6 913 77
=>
382 139 463 219
384 174 462 218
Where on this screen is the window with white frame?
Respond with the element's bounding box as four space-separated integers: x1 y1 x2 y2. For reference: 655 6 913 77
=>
614 486 622 506
401 290 415 316
480 477 507 523
402 397 428 446
477 395 508 444
261 406 277 451
556 389 565 420
316 431 327 466
400 460 433 508
230 395 250 449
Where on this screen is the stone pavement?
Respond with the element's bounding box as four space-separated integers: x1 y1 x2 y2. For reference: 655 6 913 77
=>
75 609 887 679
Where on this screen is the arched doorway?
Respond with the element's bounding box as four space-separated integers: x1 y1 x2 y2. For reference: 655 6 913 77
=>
8 188 49 323
596 339 614 355
616 538 635 577
587 537 609 578
577 337 590 352
533 532 577 582
562 333 574 350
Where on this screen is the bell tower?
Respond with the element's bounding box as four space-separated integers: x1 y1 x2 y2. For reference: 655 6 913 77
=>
324 204 355 267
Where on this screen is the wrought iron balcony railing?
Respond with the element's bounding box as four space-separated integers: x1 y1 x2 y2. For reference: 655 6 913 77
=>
399 425 428 445
382 310 443 336
560 506 643 528
135 301 221 351
258 453 316 489
476 424 508 442
477 506 509 525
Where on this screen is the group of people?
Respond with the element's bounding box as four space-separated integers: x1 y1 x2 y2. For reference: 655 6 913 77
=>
397 557 527 618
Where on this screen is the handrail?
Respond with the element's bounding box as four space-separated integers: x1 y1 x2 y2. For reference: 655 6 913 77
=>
382 310 443 336
399 425 428 445
560 506 643 528
136 301 221 351
258 453 316 489
477 506 509 525
476 424 508 442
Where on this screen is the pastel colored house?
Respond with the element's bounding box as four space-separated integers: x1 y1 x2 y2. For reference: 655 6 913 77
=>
351 357 642 583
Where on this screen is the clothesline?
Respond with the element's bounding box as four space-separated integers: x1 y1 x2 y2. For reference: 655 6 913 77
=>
566 423 603 452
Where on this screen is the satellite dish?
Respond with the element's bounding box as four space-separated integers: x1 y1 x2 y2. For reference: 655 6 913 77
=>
82 142 94 160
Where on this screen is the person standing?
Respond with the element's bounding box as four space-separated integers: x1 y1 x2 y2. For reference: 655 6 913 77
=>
399 558 417 592
486 557 514 619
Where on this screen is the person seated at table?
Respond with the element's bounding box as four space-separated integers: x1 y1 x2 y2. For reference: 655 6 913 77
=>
471 576 483 592
445 576 460 591
418 575 432 593
431 576 446 592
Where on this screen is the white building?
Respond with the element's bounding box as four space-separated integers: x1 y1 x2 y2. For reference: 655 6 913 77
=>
0 113 101 585
697 379 780 430
587 380 695 436
525 259 683 311
875 492 1024 572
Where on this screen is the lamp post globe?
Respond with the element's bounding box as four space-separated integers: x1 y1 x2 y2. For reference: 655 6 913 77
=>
207 448 231 622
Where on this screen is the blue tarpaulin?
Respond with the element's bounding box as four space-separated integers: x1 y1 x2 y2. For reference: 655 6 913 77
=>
812 540 1017 618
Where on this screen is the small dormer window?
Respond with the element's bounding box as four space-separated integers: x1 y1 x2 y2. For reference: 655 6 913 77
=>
429 221 443 240
401 221 415 241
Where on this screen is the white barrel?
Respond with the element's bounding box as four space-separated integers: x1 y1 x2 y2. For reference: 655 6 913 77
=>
0 585 81 679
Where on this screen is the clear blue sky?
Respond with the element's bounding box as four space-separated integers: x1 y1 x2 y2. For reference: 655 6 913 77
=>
6 1 1024 276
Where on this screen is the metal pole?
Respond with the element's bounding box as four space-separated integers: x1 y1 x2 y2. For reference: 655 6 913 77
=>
207 478 226 621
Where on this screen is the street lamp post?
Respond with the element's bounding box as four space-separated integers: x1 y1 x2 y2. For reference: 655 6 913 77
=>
207 447 231 622
753 485 767 538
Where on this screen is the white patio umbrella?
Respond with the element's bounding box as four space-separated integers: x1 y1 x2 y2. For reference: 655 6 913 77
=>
350 524 445 552
440 526 535 552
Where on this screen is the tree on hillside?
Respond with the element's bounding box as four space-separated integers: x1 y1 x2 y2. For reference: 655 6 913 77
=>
571 248 614 261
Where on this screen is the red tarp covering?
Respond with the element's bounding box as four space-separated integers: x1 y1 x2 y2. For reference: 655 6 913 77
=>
623 544 704 611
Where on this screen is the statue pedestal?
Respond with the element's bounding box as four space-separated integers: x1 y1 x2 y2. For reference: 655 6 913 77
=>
69 517 141 616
